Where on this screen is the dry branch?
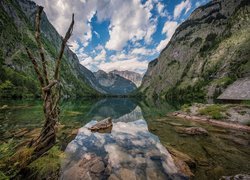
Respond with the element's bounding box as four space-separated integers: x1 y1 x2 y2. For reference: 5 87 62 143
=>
54 14 74 80
35 6 49 85
25 47 44 88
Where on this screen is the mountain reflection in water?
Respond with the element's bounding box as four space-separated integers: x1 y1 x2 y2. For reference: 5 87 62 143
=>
60 119 186 180
60 98 187 179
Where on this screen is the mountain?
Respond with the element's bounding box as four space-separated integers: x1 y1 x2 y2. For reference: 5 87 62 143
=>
94 70 137 95
140 0 250 102
0 0 104 98
110 70 143 87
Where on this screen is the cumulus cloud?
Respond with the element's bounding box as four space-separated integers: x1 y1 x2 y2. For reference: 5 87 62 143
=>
34 0 158 51
157 2 168 17
104 0 156 50
33 0 95 47
173 0 191 19
94 48 106 61
131 47 156 56
98 59 148 73
33 0 201 73
156 21 178 52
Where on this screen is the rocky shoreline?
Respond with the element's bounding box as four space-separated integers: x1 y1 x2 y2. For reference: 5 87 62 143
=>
172 112 250 132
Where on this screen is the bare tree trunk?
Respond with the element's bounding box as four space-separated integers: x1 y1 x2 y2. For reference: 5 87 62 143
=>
24 5 74 163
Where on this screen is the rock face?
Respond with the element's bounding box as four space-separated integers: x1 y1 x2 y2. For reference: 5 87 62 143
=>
94 70 137 95
110 70 143 87
60 119 188 180
0 0 103 98
218 77 250 100
140 0 250 101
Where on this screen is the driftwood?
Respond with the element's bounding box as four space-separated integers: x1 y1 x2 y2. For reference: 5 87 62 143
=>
172 112 250 132
88 117 113 132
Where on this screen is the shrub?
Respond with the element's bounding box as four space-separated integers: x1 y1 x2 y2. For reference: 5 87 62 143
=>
199 104 226 119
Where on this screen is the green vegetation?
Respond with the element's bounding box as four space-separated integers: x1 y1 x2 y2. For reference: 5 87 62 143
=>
28 146 64 179
190 37 202 47
0 0 101 99
0 138 64 179
165 80 206 103
181 104 191 113
199 104 226 119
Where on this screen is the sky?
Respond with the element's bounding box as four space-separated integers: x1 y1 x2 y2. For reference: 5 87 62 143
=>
33 0 209 74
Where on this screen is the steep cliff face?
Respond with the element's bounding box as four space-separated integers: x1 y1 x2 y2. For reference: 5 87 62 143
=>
140 0 250 101
94 70 137 95
0 0 101 98
110 70 143 87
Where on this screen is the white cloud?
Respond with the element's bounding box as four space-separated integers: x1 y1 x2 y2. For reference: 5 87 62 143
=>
162 21 178 36
173 0 192 20
70 40 80 53
93 31 100 38
131 47 156 56
98 58 148 73
157 21 178 52
157 2 168 17
33 0 95 48
80 56 93 66
103 0 155 51
110 52 136 62
94 48 106 61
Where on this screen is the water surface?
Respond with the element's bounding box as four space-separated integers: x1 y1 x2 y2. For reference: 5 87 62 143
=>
0 98 249 179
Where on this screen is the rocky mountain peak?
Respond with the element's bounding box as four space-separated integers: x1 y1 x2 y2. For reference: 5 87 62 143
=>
110 70 143 87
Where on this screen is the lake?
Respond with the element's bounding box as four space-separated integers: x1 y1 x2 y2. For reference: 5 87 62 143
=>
0 98 249 179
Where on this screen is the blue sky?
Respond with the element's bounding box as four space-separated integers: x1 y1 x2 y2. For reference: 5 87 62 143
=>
34 0 209 74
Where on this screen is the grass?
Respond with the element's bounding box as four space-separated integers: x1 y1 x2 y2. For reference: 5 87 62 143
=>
28 146 65 179
199 104 226 119
181 104 191 113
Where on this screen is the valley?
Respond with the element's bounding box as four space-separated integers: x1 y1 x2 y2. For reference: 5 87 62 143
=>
0 0 249 179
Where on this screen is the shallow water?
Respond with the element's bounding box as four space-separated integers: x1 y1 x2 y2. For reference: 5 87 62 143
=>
0 98 249 179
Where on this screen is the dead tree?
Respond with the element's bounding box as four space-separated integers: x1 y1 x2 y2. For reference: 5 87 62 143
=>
25 6 74 160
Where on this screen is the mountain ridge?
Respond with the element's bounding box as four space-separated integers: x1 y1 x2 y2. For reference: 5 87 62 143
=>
140 0 250 102
0 0 104 98
94 70 137 95
110 70 143 88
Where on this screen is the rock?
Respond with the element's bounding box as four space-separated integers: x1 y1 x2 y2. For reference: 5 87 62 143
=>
166 146 196 169
108 174 120 180
94 70 137 95
146 167 166 180
166 146 196 177
175 127 208 135
110 70 143 87
149 126 157 131
117 168 137 180
88 117 113 132
220 174 250 180
90 160 105 173
61 153 106 180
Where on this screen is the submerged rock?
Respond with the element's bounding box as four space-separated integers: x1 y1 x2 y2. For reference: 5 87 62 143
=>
220 174 250 180
61 153 107 180
60 119 188 180
175 127 208 136
166 146 196 177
